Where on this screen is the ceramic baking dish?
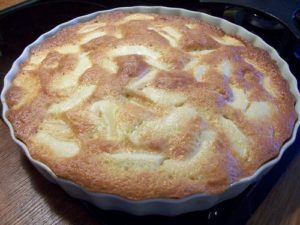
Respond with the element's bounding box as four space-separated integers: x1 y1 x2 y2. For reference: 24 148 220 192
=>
1 6 300 216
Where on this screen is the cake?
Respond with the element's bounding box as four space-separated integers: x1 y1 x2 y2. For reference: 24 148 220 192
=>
5 12 297 199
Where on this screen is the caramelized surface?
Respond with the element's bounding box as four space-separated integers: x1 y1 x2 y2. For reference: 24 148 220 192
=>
6 12 297 199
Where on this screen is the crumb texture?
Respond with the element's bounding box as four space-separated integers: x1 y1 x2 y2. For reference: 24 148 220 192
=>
6 12 297 199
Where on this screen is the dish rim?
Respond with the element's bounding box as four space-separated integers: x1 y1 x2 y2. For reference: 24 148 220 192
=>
1 5 300 212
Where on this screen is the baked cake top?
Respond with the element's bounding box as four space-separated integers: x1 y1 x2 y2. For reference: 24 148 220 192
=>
5 12 297 199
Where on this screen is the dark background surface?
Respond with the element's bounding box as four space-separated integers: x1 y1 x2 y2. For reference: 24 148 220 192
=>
0 1 300 225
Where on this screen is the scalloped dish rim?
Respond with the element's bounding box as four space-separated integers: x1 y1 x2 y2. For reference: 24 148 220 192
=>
1 6 300 216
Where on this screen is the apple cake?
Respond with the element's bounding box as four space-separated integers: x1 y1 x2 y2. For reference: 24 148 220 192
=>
5 12 297 199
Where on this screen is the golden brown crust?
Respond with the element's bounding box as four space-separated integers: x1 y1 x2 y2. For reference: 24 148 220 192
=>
5 12 297 199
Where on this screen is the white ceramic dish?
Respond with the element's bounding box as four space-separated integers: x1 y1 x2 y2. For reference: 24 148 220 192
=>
1 6 300 216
